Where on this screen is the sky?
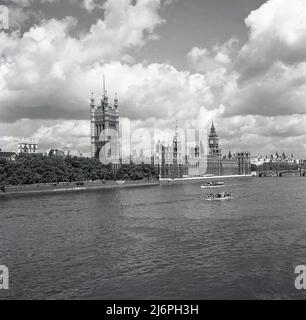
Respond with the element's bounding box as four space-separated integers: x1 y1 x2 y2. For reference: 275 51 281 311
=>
0 0 306 158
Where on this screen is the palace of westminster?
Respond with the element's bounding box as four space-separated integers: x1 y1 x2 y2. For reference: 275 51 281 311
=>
0 79 250 177
90 80 251 178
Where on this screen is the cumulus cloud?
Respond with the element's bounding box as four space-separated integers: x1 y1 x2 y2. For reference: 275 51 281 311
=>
236 0 306 79
224 62 306 117
1 0 306 158
187 38 238 73
184 0 306 156
0 0 164 122
82 0 97 12
5 0 60 7
222 0 306 119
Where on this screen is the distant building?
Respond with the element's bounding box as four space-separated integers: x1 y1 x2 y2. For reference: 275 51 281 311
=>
251 156 270 166
206 123 251 176
206 122 222 175
295 159 304 165
154 127 188 179
183 129 206 177
18 139 38 154
154 122 251 178
222 152 239 175
0 150 17 162
90 76 120 166
237 152 251 175
130 148 152 164
48 148 83 158
87 81 250 177
251 152 301 167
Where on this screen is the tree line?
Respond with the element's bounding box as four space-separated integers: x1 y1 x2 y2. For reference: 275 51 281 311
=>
0 154 159 186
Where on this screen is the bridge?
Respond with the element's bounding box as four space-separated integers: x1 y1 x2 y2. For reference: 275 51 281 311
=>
258 169 305 177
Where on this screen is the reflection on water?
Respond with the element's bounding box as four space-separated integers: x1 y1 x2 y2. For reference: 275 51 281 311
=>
1 177 306 299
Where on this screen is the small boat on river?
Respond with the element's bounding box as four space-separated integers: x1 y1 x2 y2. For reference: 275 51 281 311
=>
201 181 225 189
205 192 232 201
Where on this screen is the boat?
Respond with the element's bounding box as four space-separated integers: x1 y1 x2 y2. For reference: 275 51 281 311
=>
116 180 125 185
201 181 224 189
205 192 232 201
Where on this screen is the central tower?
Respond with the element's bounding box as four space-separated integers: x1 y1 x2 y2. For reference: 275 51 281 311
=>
90 76 120 165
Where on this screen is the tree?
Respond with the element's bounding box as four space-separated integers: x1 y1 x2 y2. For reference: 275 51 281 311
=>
0 154 159 185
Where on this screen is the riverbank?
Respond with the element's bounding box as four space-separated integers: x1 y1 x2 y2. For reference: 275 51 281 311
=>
0 180 159 197
0 174 254 197
159 174 254 185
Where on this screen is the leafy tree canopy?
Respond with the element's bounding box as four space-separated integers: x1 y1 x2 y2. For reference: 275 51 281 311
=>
0 155 159 185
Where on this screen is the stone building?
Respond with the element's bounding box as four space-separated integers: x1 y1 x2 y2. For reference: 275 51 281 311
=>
90 77 120 166
154 127 188 179
206 122 222 175
18 139 38 154
154 122 251 178
237 152 251 175
0 150 17 162
206 123 251 176
87 82 250 177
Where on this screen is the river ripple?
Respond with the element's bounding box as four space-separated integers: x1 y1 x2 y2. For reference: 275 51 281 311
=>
1 177 306 299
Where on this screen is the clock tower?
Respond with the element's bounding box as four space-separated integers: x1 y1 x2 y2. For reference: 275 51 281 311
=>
208 122 221 156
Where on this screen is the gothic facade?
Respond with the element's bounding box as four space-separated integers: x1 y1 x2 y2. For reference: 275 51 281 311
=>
88 83 250 176
206 122 222 175
206 123 251 176
153 122 251 178
90 79 120 165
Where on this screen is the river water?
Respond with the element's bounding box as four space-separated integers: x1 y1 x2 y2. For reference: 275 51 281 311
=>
1 177 306 300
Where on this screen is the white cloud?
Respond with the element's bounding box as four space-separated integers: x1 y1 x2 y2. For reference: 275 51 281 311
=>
236 0 306 79
187 38 237 73
184 0 306 157
212 0 306 119
82 0 97 12
1 0 306 158
7 0 62 7
0 0 164 122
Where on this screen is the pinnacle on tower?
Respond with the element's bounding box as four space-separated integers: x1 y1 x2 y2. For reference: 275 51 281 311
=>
175 120 178 133
103 74 106 98
90 92 95 108
114 93 119 110
209 121 218 138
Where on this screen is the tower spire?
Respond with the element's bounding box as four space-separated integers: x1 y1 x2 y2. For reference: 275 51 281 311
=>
114 92 119 112
90 92 95 107
103 75 106 98
209 120 217 137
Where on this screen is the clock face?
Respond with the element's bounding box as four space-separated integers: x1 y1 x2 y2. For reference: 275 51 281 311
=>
210 139 214 144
